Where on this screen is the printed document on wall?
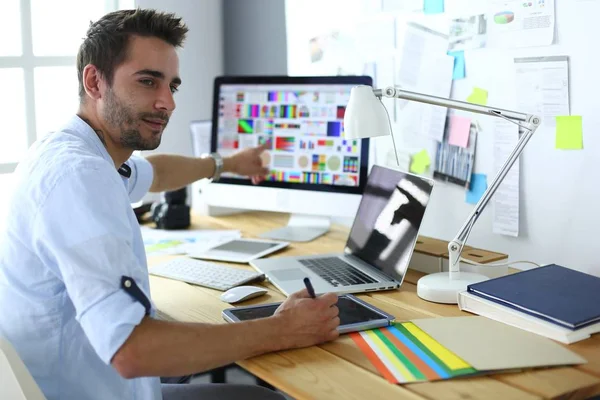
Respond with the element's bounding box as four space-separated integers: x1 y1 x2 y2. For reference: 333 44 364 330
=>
487 0 555 48
395 23 452 142
493 120 519 237
514 56 570 129
190 120 212 157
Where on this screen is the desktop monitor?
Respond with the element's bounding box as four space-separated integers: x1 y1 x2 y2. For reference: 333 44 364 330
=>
201 75 373 242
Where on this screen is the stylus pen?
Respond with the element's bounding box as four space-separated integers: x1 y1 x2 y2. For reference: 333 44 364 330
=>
303 277 316 299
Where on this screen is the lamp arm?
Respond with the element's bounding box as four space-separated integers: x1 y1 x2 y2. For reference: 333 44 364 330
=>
376 87 533 123
448 121 539 276
376 86 541 278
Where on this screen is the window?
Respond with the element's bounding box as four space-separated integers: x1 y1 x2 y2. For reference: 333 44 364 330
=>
0 0 135 174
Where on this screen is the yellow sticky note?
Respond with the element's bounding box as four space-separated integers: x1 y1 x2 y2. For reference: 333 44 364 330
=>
410 150 431 174
556 116 583 150
466 87 488 106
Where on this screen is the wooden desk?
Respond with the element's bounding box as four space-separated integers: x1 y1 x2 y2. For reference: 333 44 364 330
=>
148 211 600 400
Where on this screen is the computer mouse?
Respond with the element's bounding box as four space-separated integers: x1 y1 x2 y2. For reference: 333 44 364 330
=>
220 286 268 304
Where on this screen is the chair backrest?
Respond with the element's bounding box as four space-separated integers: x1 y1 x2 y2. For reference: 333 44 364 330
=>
0 337 46 400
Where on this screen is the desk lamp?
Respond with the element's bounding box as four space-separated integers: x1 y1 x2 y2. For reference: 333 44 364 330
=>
343 85 541 304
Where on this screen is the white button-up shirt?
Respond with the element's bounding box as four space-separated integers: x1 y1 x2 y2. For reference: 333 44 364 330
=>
0 115 161 399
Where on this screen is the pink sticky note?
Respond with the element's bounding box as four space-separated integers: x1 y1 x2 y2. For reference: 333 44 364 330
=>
448 116 471 148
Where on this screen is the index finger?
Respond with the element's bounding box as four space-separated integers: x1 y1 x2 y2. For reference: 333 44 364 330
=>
289 288 311 299
255 143 270 153
317 292 338 306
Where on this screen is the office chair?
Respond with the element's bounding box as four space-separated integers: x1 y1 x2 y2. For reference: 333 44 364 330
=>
0 337 46 400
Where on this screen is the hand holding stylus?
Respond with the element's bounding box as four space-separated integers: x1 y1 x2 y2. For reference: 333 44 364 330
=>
303 277 316 299
273 279 339 349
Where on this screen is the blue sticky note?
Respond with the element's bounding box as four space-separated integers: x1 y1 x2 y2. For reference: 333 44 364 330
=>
424 0 444 14
448 50 466 80
466 174 487 205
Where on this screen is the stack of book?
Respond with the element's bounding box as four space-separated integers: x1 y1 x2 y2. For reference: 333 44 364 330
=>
458 264 600 344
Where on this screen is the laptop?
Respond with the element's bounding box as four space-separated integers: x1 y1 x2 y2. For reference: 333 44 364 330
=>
250 165 434 296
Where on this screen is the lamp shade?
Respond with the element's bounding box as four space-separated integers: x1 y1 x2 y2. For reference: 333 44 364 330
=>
343 85 393 139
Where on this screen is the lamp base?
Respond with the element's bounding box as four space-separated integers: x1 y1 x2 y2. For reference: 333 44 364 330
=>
416 271 489 304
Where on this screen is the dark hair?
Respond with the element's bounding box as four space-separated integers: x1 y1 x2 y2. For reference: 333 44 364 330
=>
77 8 188 100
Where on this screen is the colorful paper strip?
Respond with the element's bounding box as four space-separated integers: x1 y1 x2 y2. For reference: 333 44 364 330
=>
403 322 472 371
350 322 477 384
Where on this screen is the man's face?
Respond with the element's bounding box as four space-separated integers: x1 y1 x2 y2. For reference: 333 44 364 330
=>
99 35 181 151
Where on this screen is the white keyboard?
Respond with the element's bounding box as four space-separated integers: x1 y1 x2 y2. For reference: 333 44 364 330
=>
149 258 264 291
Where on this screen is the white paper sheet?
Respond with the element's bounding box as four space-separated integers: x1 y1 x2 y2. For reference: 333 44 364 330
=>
487 0 555 48
141 227 241 255
395 23 453 142
514 56 570 129
492 120 520 237
189 120 212 157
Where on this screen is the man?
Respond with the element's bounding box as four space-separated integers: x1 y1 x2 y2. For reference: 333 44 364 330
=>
0 9 340 400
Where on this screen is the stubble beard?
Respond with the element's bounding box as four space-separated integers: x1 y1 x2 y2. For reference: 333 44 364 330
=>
102 87 167 151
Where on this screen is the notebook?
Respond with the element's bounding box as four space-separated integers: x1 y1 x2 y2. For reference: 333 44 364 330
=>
458 290 600 344
466 264 600 330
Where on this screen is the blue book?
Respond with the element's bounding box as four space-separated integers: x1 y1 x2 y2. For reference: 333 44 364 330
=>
467 264 600 330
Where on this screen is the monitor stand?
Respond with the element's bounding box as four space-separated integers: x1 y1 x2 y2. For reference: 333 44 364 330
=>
259 214 331 242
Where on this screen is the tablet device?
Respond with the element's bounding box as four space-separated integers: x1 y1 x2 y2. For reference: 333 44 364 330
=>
187 238 289 263
222 294 395 334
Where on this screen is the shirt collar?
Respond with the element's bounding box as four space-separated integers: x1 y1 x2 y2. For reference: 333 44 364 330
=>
61 115 114 166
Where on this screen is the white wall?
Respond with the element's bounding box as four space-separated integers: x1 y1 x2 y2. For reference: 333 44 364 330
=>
135 0 224 206
285 0 600 275
136 0 223 156
418 0 600 275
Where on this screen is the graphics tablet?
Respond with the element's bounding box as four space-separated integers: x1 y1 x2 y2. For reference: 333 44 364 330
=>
187 238 289 263
222 294 395 334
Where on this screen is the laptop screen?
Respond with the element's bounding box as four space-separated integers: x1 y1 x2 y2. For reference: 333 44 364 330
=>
345 165 434 282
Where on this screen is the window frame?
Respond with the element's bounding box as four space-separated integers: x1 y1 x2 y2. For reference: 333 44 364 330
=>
0 0 125 174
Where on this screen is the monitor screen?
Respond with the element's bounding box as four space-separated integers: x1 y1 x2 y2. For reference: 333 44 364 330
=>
211 76 372 195
345 165 434 281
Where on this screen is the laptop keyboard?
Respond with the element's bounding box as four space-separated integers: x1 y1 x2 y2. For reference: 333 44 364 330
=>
299 257 377 287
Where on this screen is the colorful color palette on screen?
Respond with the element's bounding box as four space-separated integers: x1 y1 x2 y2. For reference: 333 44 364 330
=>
218 85 363 188
350 322 477 384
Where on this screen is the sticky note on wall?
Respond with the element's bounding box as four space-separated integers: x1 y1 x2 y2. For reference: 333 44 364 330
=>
556 116 583 150
424 0 444 14
466 174 487 205
448 51 466 80
410 150 431 174
448 116 471 148
467 88 488 106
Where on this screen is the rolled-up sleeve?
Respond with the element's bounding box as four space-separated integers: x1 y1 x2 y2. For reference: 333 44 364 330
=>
33 162 149 364
126 155 153 203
